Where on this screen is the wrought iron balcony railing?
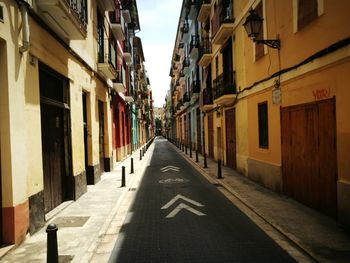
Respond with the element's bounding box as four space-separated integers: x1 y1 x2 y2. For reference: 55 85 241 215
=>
190 34 200 53
182 57 190 70
183 92 190 103
202 87 213 105
212 72 236 100
181 20 189 34
66 0 88 27
200 37 212 55
191 80 201 94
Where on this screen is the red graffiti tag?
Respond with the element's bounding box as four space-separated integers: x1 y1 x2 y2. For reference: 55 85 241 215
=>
312 88 330 100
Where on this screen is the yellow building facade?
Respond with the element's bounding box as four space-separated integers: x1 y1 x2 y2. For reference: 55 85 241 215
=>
0 0 115 244
196 0 350 224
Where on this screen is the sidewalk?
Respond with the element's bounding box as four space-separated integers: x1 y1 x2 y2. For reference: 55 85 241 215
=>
171 141 350 263
0 144 153 263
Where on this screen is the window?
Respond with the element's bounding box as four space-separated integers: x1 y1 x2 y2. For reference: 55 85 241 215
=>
255 2 264 60
258 102 268 148
298 0 318 30
97 11 104 63
0 5 4 22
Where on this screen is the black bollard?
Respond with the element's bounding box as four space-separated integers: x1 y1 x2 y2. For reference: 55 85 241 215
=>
121 166 126 187
140 149 142 160
130 158 134 174
196 150 199 162
46 224 58 263
218 159 223 179
190 145 192 158
185 145 188 155
142 147 145 156
204 153 208 168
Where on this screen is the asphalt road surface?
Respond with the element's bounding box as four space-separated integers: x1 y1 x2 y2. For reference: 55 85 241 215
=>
109 137 296 263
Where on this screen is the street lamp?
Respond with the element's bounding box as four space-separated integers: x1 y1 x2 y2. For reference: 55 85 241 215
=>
243 9 280 49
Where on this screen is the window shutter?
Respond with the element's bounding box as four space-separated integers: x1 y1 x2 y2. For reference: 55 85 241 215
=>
298 0 318 30
255 2 264 60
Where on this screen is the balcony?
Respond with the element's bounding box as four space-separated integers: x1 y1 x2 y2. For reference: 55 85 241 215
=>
179 70 185 83
181 20 190 42
124 44 132 65
197 0 211 22
190 80 201 102
182 57 191 74
187 0 200 20
212 72 236 105
198 37 212 67
182 92 190 108
110 10 125 41
36 0 87 40
201 87 214 111
98 0 116 11
113 71 125 93
97 38 118 80
211 1 234 45
190 34 200 59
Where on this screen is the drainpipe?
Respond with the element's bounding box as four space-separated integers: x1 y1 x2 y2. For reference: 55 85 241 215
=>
18 0 30 53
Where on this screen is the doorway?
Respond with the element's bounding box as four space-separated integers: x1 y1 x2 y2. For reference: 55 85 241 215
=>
225 108 236 168
98 101 105 173
82 93 89 179
39 64 71 213
281 98 337 217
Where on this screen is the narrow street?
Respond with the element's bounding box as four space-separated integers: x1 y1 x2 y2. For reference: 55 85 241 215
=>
109 138 295 262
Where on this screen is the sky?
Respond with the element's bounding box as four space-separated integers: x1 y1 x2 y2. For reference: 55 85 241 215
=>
136 0 183 107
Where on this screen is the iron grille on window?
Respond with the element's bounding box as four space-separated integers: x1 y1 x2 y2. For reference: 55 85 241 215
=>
66 0 88 27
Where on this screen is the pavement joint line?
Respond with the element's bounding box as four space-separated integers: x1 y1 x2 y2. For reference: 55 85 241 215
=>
89 142 155 262
168 141 318 263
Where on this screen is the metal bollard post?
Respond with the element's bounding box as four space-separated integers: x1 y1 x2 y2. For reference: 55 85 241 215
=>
46 224 58 263
196 150 199 162
142 147 145 156
121 166 126 187
204 153 208 168
130 158 134 174
140 149 142 160
182 144 184 152
190 145 192 158
218 159 223 179
185 145 188 155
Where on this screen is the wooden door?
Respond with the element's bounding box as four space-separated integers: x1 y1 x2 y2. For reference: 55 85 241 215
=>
41 104 64 213
208 113 214 158
196 108 202 153
281 98 337 217
226 108 236 169
98 101 105 173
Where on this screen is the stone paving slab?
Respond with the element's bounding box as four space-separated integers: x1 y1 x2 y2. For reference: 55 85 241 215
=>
0 143 153 263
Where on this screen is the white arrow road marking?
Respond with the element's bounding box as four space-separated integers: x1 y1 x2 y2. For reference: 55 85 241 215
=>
161 168 179 173
161 194 204 209
165 203 206 218
160 165 180 172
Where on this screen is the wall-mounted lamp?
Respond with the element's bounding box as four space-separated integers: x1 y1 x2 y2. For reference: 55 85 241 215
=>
243 9 280 49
